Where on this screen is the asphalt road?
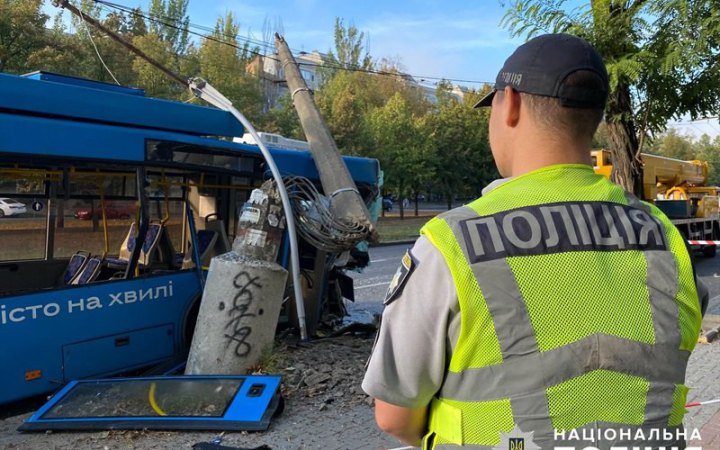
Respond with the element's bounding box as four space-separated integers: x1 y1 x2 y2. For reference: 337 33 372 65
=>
692 253 720 315
345 242 720 319
344 242 415 323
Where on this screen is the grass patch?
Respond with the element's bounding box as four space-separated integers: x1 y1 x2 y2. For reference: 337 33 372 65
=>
376 214 435 242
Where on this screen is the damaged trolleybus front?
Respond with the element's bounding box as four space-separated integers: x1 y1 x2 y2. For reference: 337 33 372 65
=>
0 72 381 406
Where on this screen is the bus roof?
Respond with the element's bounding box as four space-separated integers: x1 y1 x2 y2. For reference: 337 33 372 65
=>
0 72 380 186
0 72 244 138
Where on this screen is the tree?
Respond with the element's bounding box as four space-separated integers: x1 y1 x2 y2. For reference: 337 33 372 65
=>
368 93 429 219
132 33 177 98
371 59 430 116
502 1 720 197
260 94 303 139
315 71 375 156
320 17 373 84
197 12 264 122
26 12 85 76
316 59 430 157
129 7 148 37
0 0 48 73
423 85 497 209
649 128 694 160
148 0 190 56
81 8 137 85
694 134 720 186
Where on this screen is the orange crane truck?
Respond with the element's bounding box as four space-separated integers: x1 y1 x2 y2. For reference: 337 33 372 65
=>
592 149 720 257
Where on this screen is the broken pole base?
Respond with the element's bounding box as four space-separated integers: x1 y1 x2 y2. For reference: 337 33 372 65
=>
185 252 288 375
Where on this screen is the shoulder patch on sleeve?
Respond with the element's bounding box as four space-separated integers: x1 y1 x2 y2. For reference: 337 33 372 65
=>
384 250 416 305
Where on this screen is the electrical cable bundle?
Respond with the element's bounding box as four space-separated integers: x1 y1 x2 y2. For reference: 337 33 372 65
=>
283 176 369 253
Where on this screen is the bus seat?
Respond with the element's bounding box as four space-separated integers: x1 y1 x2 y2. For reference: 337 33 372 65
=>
63 251 90 285
197 229 219 264
156 224 179 269
138 223 163 266
107 222 163 269
115 222 137 262
71 255 103 285
205 218 231 254
181 229 218 269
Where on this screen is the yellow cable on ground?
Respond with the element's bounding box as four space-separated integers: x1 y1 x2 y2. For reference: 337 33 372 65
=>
148 382 168 416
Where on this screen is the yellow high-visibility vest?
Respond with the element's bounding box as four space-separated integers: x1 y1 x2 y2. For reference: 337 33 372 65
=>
420 165 702 450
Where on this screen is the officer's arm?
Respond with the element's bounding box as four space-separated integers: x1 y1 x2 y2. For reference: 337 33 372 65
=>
374 399 428 446
683 240 709 316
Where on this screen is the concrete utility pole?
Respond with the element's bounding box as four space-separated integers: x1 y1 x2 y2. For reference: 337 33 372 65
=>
275 34 377 241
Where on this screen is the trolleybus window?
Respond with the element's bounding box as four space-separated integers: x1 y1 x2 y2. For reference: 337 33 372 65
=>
0 169 53 261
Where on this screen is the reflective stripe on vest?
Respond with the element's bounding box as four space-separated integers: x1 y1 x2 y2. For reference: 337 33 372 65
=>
426 423 686 450
420 167 701 450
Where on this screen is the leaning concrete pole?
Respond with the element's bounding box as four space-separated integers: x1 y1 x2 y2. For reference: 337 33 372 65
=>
275 34 377 240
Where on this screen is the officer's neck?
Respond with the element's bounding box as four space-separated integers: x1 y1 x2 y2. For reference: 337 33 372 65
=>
505 127 593 177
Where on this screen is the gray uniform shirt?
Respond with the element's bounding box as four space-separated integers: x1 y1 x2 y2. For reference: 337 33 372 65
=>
361 235 460 408
361 180 510 408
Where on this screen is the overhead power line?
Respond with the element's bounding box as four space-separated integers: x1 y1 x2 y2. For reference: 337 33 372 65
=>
95 0 277 53
88 0 494 87
78 7 120 84
667 116 719 125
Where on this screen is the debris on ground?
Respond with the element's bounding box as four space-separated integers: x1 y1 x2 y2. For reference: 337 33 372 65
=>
271 330 377 410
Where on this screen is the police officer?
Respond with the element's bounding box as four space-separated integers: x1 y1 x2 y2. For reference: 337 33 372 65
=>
362 33 707 450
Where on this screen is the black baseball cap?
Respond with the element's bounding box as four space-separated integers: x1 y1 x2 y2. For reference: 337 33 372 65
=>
474 33 608 109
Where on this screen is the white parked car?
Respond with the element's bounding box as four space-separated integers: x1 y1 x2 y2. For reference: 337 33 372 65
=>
0 198 27 217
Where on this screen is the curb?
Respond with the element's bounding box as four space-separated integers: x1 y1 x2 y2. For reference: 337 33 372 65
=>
699 314 720 344
699 327 720 344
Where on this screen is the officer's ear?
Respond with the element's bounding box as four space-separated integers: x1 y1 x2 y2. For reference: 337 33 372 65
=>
502 85 521 128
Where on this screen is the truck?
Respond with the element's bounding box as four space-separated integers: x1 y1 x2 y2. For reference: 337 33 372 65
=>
592 149 720 256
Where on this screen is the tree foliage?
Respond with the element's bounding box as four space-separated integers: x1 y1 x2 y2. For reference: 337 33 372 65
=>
368 93 430 218
197 12 263 121
0 0 48 73
502 0 720 196
319 18 373 84
260 94 303 139
148 0 190 56
327 17 373 70
423 84 497 208
132 33 177 98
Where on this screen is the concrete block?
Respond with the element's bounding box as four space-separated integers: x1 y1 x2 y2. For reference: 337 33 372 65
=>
185 252 288 375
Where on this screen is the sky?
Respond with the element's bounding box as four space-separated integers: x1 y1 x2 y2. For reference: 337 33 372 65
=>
45 0 522 88
43 0 720 139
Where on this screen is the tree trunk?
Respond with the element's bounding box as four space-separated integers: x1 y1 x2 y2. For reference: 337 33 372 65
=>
414 193 419 217
605 83 643 196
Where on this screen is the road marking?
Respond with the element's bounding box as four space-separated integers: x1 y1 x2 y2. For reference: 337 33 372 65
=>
370 258 392 263
356 281 390 290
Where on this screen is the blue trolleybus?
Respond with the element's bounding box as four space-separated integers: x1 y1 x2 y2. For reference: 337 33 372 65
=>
0 72 380 405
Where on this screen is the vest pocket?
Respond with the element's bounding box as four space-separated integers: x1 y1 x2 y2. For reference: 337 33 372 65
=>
428 398 464 444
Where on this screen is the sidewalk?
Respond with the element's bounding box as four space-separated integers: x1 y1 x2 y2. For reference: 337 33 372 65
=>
1 321 718 450
686 315 720 448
